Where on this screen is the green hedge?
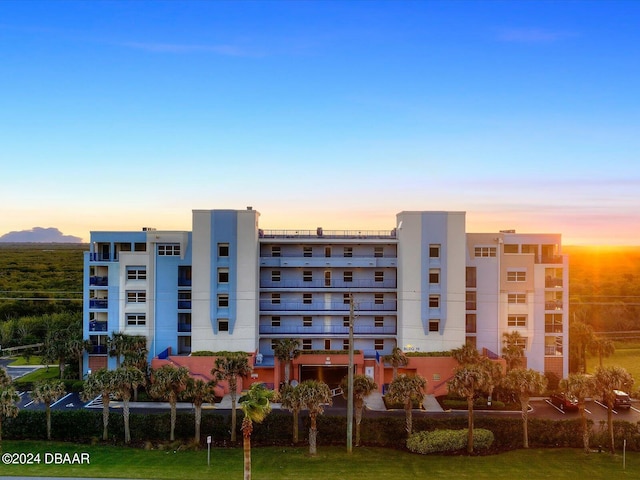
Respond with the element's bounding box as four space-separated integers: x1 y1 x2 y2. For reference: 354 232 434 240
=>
407 428 494 454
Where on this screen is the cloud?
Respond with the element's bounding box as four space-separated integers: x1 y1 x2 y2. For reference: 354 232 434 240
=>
118 41 250 56
0 227 83 243
497 28 576 43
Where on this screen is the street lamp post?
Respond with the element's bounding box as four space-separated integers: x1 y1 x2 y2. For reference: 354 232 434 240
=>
347 293 354 453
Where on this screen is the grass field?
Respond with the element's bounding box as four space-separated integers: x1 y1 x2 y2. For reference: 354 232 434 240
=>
1 441 638 480
588 342 640 391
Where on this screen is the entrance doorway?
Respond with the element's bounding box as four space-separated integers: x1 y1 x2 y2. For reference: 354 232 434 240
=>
300 365 349 390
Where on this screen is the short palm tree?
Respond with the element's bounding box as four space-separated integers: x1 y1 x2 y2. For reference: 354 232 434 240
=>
149 365 191 441
341 374 377 446
560 373 596 453
212 352 252 443
451 341 482 366
588 337 615 368
502 368 547 448
385 373 426 436
31 380 66 440
240 383 274 480
383 347 408 380
279 383 303 443
297 379 332 455
0 367 11 388
502 331 525 371
594 365 634 453
180 377 218 443
448 364 490 453
81 368 117 440
0 386 20 442
112 366 146 443
273 338 300 385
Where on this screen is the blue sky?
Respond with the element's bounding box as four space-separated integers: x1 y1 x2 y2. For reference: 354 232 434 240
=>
1 0 638 244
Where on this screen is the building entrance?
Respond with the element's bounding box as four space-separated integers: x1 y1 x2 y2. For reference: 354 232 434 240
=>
300 365 349 390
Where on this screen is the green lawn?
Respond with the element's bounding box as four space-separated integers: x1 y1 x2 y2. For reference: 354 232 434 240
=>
588 342 640 388
1 441 638 479
9 355 45 366
12 365 61 386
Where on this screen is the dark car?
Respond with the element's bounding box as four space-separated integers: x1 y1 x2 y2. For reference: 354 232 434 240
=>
549 392 579 411
613 390 632 410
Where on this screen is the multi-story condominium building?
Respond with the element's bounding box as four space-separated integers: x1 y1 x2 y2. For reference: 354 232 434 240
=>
83 208 568 389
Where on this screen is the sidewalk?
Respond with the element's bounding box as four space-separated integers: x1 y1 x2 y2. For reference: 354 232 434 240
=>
364 392 444 412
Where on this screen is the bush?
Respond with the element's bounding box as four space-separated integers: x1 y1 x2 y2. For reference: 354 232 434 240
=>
407 428 494 454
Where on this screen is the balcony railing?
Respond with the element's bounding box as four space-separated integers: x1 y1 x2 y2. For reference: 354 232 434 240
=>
178 301 192 309
545 277 563 288
259 325 397 335
260 229 397 239
178 322 192 332
260 279 397 289
89 276 108 286
89 345 108 355
178 278 192 287
259 300 397 311
545 301 563 310
89 299 108 309
89 321 108 332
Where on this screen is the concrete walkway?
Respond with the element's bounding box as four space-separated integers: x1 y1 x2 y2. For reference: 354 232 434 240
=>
364 392 444 412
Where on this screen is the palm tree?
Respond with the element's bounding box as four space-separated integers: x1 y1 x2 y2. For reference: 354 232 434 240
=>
0 386 20 442
108 332 128 368
502 331 525 371
593 365 634 453
560 373 596 453
340 374 377 446
149 365 191 441
570 321 595 373
588 337 615 368
385 374 426 436
451 341 482 366
502 368 547 448
279 383 303 443
448 364 491 453
112 366 145 443
382 347 408 380
81 368 117 440
123 335 149 402
180 377 218 443
297 379 332 455
212 352 252 443
0 367 11 388
273 338 300 385
240 383 274 480
31 380 66 440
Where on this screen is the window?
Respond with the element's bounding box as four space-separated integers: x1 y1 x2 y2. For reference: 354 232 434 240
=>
429 295 440 308
375 316 384 327
303 270 312 282
344 247 353 257
218 243 229 257
271 270 281 282
178 313 191 332
303 246 312 257
344 271 353 282
429 269 440 284
158 244 180 256
508 315 527 327
504 244 519 254
343 294 351 305
545 336 563 356
134 243 146 252
271 246 281 257
515 337 528 350
508 293 526 304
218 319 229 332
375 271 384 283
271 293 280 305
303 293 312 304
343 339 350 351
374 246 384 258
466 314 477 333
324 271 331 287
466 267 476 288
507 271 526 282
303 316 312 327
429 244 440 258
178 265 192 286
375 293 384 305
374 339 384 351
466 291 476 310
429 320 440 332
343 316 350 327
302 339 312 350
271 316 280 327
474 246 496 257
127 266 146 280
126 314 146 326
218 268 229 283
127 291 146 303
324 339 331 350
325 247 331 257
545 314 563 333
218 294 229 308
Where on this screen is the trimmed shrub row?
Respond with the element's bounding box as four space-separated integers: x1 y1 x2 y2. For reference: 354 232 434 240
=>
407 428 494 454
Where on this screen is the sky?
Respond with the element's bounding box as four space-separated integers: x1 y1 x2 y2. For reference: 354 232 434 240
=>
0 1 638 245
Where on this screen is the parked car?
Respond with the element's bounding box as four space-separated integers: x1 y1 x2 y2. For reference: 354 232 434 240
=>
612 390 632 410
549 392 579 411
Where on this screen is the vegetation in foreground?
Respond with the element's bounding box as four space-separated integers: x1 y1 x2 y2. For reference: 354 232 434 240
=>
0 442 637 480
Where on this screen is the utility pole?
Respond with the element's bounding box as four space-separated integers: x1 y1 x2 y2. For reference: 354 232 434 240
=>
347 292 354 453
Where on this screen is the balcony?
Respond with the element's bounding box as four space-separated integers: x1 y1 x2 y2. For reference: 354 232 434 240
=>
259 325 397 335
89 299 108 309
260 279 397 289
89 345 108 355
178 322 192 333
545 301 563 310
259 229 397 239
259 300 397 312
545 277 563 288
89 276 108 286
178 301 192 309
89 321 108 332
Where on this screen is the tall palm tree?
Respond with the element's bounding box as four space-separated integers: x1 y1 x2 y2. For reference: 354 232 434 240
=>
31 380 66 440
149 365 191 441
502 368 547 448
0 386 20 442
112 366 145 443
297 379 332 455
382 347 408 380
560 373 596 453
212 352 252 443
588 337 615 368
594 365 634 453
569 321 595 373
81 368 117 440
341 374 377 446
279 383 303 443
240 383 274 480
180 377 218 443
385 373 426 436
108 332 128 368
273 338 300 385
447 364 490 453
502 331 525 371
